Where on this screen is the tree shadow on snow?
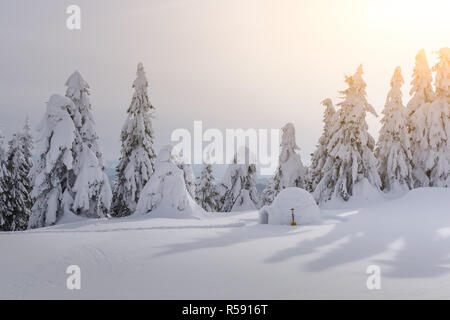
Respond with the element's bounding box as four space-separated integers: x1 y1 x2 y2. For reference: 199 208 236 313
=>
265 189 450 278
151 222 312 259
151 190 450 279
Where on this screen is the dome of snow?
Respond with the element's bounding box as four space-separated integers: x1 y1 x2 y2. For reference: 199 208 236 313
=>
259 187 320 225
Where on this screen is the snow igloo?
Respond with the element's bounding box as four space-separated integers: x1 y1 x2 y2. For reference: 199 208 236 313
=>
259 187 320 225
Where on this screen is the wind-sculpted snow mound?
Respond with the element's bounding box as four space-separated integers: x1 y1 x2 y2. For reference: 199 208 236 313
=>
259 187 320 225
397 187 450 207
135 146 206 218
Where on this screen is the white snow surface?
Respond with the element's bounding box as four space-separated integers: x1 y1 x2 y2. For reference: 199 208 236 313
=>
259 187 320 225
2 188 450 299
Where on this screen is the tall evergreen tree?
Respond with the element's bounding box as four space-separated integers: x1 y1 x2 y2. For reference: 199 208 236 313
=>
195 164 220 212
0 130 10 230
65 71 112 217
21 117 34 224
407 49 435 187
4 133 33 230
21 117 34 181
112 63 156 217
29 95 77 228
375 67 414 192
65 71 105 166
308 99 337 193
314 65 381 203
422 47 450 187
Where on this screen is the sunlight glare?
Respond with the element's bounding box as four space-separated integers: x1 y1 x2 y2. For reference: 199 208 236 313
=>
367 0 449 30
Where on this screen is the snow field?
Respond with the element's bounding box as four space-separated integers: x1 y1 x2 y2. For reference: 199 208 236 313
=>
1 188 450 299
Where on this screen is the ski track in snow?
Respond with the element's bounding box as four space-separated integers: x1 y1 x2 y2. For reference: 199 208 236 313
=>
0 222 247 235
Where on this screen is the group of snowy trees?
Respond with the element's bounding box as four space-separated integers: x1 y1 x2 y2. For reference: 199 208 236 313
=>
0 48 448 230
408 49 450 188
195 48 447 209
274 48 449 205
29 72 112 229
309 64 381 203
205 48 447 209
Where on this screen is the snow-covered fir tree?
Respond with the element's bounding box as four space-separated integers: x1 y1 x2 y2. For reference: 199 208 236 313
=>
136 145 205 217
20 118 34 224
71 146 113 218
219 148 260 212
314 65 381 203
375 67 414 192
308 99 337 193
65 71 112 217
66 71 106 166
195 164 220 212
0 130 10 230
276 123 306 189
29 95 77 228
111 63 156 217
4 132 33 230
421 47 450 187
260 123 306 206
407 49 436 187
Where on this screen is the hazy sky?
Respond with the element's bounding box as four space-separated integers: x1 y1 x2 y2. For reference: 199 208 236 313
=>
0 0 448 162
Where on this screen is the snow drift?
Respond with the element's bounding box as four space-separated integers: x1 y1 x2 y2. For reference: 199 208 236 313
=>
259 187 320 225
322 178 385 209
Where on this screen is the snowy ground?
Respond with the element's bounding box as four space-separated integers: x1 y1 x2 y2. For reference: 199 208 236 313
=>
1 188 450 299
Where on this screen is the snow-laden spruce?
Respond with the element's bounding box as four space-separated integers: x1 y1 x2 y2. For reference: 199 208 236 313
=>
71 146 112 218
136 145 205 217
195 163 220 212
219 147 260 212
423 48 449 187
3 131 33 231
407 49 436 187
29 95 77 228
375 67 414 192
65 71 112 217
112 63 157 217
277 123 306 189
66 71 106 167
308 99 337 193
314 65 381 203
260 123 306 206
0 130 10 230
